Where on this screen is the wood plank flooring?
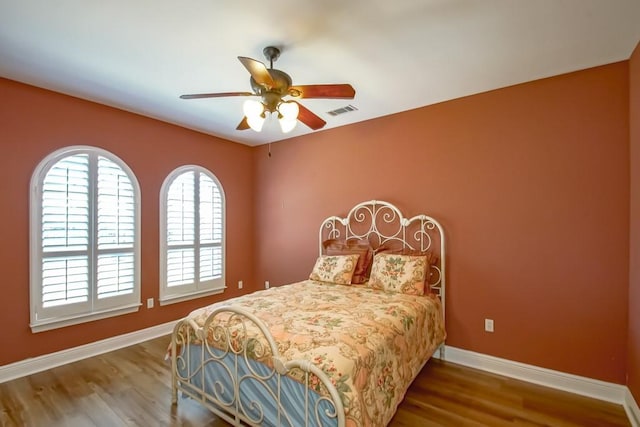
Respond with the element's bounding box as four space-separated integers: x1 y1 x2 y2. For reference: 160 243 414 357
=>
0 336 630 426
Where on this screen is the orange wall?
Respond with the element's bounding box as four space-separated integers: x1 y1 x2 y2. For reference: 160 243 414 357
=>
629 42 640 400
0 78 256 366
253 63 630 383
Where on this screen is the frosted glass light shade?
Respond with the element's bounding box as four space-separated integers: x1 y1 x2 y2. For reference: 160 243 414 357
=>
247 115 265 132
278 101 298 133
243 99 265 132
279 101 299 120
279 118 297 133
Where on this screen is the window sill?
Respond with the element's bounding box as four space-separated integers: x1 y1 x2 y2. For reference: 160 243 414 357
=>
30 303 142 333
159 287 226 306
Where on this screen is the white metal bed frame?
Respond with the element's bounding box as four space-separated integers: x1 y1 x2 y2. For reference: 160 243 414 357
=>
170 200 446 427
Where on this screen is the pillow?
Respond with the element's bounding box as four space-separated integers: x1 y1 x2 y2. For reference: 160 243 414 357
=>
376 246 438 292
309 254 360 285
368 253 427 295
322 239 374 284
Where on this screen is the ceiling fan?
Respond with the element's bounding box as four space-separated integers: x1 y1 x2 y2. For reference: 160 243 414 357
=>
179 46 356 133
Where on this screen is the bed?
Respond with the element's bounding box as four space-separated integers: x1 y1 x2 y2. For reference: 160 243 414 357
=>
170 200 446 427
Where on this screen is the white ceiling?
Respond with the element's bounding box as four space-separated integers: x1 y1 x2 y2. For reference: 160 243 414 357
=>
1 1 639 147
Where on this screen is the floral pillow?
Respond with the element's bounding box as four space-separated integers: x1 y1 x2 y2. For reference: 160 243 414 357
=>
368 253 427 295
322 238 374 284
309 254 360 285
376 246 438 293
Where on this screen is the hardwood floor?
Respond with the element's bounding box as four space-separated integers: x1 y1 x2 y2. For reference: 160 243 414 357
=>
392 361 629 427
0 336 630 426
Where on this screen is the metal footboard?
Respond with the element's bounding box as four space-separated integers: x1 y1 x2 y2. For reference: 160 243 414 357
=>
170 306 345 427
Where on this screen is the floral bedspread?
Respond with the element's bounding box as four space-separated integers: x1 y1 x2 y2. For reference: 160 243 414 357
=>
185 280 446 427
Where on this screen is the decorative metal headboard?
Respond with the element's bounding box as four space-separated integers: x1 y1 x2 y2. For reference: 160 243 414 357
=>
318 200 446 310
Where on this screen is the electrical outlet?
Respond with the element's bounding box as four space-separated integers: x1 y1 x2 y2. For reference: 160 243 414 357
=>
265 281 270 289
147 298 154 309
238 280 243 289
484 318 494 332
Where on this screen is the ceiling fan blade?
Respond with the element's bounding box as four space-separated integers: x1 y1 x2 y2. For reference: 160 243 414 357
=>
236 116 250 130
180 91 253 99
238 56 275 88
289 84 355 99
295 101 326 130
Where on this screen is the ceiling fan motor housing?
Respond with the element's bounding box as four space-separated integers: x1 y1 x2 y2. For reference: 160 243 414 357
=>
250 68 292 112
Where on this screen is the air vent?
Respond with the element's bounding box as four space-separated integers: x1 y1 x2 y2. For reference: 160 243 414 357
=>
327 104 358 116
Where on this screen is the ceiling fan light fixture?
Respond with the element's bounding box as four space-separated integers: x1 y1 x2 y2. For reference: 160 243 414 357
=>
243 99 266 132
180 47 356 133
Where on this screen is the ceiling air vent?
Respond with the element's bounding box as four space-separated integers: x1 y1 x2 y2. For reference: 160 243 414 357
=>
327 104 358 116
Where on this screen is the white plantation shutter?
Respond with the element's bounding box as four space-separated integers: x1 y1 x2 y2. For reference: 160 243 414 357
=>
166 171 195 286
199 174 223 281
41 154 90 308
30 147 140 332
41 257 89 307
96 157 135 299
160 166 225 303
166 249 195 286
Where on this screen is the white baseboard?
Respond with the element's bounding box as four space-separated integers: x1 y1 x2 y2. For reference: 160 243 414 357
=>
434 345 639 426
0 320 177 384
626 387 640 427
435 345 626 403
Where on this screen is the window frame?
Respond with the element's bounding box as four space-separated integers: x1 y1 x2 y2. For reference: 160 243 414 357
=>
29 146 141 333
159 165 226 305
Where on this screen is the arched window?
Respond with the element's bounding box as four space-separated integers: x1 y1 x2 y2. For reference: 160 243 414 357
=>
160 165 225 304
30 146 140 332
